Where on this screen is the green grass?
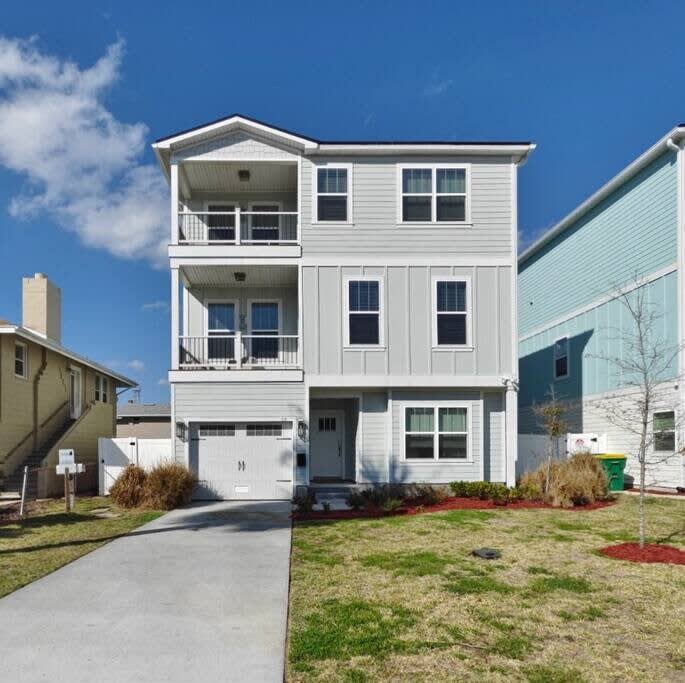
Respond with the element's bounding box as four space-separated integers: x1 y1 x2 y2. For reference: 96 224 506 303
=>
287 495 685 681
0 497 162 598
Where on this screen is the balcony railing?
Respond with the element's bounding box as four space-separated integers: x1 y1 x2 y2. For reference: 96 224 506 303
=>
179 334 300 369
178 210 299 245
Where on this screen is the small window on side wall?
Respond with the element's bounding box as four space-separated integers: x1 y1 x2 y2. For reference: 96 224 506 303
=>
654 411 675 452
14 341 27 379
347 279 381 346
316 167 349 222
554 337 569 379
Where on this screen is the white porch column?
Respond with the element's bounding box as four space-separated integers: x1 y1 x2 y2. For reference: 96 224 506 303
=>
170 163 179 245
505 380 518 487
171 266 179 370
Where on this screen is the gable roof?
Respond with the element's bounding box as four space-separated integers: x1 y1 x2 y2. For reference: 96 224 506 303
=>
520 124 685 266
152 114 535 178
0 321 136 387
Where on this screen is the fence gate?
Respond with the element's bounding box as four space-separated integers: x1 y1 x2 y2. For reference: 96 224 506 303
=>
98 437 172 495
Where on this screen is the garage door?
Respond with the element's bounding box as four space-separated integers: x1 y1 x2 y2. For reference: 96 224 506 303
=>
191 422 293 500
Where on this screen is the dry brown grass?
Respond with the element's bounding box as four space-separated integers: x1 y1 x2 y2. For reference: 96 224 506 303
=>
141 462 195 510
520 452 608 508
287 495 685 682
109 464 147 508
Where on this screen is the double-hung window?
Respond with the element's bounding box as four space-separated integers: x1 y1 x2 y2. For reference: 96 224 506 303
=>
315 166 350 222
654 411 676 452
404 406 470 460
95 375 109 403
14 341 27 379
434 279 469 346
554 337 569 379
250 301 279 360
346 279 382 346
400 165 468 223
206 302 236 364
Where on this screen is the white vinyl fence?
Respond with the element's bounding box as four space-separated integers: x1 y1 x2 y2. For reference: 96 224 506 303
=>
517 435 564 480
98 437 173 495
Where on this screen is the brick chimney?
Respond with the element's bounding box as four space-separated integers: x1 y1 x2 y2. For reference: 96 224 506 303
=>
22 273 61 343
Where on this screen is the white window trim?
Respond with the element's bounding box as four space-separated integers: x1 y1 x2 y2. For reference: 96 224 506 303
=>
247 200 283 239
397 163 472 225
14 340 28 380
343 276 385 348
204 299 240 336
653 409 677 453
247 299 283 335
312 163 353 224
553 336 570 380
431 276 473 349
401 402 473 462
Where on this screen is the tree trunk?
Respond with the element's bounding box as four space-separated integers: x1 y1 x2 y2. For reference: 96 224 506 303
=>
638 456 646 549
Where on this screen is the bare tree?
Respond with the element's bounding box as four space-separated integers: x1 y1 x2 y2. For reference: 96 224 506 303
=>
590 277 682 548
532 385 569 494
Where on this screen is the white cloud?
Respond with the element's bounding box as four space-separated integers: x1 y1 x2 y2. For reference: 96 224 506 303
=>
141 300 169 313
108 358 145 373
424 78 453 97
0 37 168 266
157 377 169 386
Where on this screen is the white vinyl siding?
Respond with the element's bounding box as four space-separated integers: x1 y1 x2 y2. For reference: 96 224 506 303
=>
313 165 352 223
399 164 469 223
403 405 471 461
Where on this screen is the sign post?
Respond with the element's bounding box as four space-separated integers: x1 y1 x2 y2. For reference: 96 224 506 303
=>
57 449 83 513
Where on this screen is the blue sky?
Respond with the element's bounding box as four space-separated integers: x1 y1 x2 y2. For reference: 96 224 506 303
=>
1 1 685 402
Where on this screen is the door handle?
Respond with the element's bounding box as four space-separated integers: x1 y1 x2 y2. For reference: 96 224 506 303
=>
338 442 342 458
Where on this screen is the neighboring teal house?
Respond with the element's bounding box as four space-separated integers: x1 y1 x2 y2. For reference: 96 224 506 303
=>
518 125 685 489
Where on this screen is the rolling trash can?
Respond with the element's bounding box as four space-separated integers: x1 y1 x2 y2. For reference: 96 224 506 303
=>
594 454 627 492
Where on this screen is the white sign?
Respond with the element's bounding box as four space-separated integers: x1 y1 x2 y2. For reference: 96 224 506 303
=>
57 463 85 475
59 449 75 466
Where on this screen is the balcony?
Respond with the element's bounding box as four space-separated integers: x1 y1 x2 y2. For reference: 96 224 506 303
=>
178 209 299 246
179 333 299 369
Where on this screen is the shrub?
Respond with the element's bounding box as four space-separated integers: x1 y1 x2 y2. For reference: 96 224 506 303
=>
449 481 511 502
142 462 196 510
382 497 404 513
346 485 405 510
293 491 317 513
518 452 608 508
346 491 366 511
407 484 449 506
109 465 147 508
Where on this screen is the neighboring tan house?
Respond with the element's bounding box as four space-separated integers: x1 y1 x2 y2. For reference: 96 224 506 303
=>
117 402 171 438
519 125 685 489
0 273 136 497
152 114 535 500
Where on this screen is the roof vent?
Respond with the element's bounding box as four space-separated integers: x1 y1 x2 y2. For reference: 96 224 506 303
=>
238 169 250 182
234 272 246 282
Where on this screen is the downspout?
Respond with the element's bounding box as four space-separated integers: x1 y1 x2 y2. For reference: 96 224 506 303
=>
32 347 48 451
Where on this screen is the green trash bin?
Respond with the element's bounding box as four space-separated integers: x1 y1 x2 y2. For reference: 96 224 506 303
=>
594 454 627 492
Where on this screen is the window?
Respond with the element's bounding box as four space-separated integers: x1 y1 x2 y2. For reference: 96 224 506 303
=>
404 406 469 460
434 279 469 346
347 279 381 346
206 203 235 241
14 341 27 379
315 166 349 222
206 301 236 364
95 375 109 403
554 337 569 379
654 411 676 452
249 203 280 241
400 166 468 223
199 424 236 437
318 417 337 432
247 423 282 437
250 301 279 360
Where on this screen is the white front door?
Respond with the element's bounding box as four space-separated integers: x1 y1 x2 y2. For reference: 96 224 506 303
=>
310 410 345 479
69 368 82 419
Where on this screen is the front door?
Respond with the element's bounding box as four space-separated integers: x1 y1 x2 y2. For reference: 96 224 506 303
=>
69 368 82 419
310 410 345 479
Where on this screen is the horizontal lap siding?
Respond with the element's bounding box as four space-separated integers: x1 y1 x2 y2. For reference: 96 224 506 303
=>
390 390 483 483
359 391 388 482
484 392 505 482
301 156 512 256
519 151 678 336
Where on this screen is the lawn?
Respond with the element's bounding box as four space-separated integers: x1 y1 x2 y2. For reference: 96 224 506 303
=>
0 496 162 599
287 495 685 682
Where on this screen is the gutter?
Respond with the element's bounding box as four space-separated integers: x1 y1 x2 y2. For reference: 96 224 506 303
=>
520 126 685 265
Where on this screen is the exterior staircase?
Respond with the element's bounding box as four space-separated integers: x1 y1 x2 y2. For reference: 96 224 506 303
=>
2 419 76 499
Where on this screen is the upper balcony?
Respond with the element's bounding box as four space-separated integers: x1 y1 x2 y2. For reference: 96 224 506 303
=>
169 159 301 259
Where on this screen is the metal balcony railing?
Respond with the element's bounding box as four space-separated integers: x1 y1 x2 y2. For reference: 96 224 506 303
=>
178 334 300 369
178 210 299 245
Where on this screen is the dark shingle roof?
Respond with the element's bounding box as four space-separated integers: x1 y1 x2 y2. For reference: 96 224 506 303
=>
117 403 171 419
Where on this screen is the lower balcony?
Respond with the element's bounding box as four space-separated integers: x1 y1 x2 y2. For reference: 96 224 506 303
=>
179 333 299 369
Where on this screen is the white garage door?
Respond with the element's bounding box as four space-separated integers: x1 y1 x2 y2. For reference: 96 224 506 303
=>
191 422 293 500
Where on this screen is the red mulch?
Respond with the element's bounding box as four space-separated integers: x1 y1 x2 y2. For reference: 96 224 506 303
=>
292 496 615 521
599 542 685 565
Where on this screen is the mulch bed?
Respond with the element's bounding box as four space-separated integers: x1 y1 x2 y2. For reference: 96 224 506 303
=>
293 496 615 521
599 542 685 565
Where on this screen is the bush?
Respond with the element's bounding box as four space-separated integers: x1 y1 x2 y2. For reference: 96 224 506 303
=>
346 491 366 511
142 462 196 510
109 465 147 508
449 481 510 501
293 491 317 513
346 485 405 510
382 497 404 513
407 484 449 506
518 452 608 508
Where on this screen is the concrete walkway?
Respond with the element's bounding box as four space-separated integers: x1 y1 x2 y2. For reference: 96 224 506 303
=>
0 501 292 683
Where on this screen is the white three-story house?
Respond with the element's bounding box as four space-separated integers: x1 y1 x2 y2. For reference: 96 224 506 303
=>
152 115 535 499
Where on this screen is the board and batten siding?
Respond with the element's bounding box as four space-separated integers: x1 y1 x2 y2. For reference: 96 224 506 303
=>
301 156 513 256
519 269 678 423
519 151 678 337
302 264 514 377
173 382 305 461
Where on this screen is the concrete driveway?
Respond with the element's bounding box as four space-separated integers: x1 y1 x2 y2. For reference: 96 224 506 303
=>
0 501 292 683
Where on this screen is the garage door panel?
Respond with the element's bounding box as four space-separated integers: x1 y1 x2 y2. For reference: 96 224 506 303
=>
191 422 293 500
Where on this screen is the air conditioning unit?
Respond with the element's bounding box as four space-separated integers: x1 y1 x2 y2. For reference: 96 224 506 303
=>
566 433 607 455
